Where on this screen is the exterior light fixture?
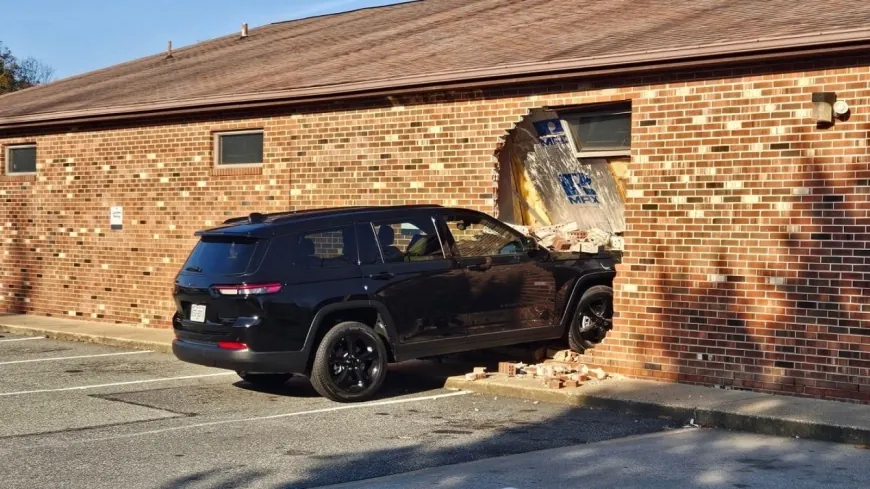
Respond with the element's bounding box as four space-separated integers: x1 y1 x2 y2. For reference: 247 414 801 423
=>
812 92 836 125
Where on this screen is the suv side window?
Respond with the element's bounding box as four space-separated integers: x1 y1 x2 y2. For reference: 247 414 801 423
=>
372 217 445 263
443 213 525 257
355 223 382 265
292 225 357 269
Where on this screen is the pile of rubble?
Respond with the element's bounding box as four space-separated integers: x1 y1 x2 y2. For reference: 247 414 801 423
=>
508 222 623 254
464 350 610 390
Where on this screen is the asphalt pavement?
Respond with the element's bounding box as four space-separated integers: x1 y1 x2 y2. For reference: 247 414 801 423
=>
0 332 673 489
324 428 870 489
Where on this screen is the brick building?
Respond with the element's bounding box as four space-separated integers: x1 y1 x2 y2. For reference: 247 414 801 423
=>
2 0 870 402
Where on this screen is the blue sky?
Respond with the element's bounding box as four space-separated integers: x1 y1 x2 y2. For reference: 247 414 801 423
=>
3 0 411 80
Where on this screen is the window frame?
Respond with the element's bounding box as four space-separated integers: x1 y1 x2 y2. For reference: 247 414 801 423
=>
5 144 37 175
213 130 265 167
560 104 631 159
441 211 528 258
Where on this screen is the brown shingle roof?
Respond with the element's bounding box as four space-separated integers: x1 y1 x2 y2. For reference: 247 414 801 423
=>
2 0 870 126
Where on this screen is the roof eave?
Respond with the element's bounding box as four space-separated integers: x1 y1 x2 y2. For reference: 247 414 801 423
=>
3 28 870 131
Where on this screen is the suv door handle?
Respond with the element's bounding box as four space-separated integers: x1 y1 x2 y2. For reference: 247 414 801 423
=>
466 263 491 272
370 272 395 280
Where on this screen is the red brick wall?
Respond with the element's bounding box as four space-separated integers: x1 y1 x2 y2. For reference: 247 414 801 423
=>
2 55 869 402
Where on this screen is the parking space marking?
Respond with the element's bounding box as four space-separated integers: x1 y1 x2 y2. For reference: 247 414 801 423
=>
82 390 472 443
0 372 236 397
0 350 152 366
0 336 46 343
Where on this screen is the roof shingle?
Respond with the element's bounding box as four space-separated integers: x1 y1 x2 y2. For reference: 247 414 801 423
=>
2 0 870 124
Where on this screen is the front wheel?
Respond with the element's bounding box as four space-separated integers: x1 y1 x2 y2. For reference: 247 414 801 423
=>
310 321 388 403
568 285 614 354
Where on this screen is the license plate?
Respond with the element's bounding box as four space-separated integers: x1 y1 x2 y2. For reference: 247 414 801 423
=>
190 304 206 323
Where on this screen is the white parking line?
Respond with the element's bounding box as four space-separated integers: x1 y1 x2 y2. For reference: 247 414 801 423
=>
0 372 236 397
0 350 152 366
0 336 46 343
83 390 472 443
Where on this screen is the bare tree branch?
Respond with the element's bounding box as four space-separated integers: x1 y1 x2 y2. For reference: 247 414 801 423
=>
0 41 55 95
17 57 55 86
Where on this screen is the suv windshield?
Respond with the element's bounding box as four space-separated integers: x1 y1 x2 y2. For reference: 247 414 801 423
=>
182 237 260 275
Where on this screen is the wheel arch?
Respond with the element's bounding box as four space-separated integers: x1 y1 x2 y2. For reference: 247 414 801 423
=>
304 300 399 372
559 271 615 332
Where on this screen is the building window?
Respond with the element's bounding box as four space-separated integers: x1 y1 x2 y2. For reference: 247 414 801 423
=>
5 144 37 175
214 131 264 166
561 103 631 158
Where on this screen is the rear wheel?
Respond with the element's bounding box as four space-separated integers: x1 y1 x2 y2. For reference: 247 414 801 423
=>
310 321 388 403
568 285 614 354
237 372 293 388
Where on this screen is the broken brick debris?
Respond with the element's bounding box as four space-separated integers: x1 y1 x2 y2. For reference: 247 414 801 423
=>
461 350 610 390
498 362 517 377
509 221 624 254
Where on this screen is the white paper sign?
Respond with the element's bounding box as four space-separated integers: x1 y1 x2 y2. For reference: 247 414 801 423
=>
110 206 123 230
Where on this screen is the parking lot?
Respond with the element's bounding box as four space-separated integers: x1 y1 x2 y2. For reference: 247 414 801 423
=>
0 332 675 489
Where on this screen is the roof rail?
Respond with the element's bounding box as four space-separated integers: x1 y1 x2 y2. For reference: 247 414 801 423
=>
220 204 446 225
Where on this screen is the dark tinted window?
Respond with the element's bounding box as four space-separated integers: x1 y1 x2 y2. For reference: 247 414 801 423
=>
356 223 382 265
293 226 357 269
444 214 525 257
7 145 36 174
564 106 631 152
217 132 263 165
373 218 444 263
183 237 260 275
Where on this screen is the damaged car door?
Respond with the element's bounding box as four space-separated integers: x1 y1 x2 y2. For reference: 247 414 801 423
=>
438 211 556 335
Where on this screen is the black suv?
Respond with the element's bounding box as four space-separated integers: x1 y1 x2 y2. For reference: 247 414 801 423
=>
172 205 616 402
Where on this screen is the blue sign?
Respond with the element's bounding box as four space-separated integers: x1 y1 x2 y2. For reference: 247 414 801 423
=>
533 119 569 146
560 172 599 204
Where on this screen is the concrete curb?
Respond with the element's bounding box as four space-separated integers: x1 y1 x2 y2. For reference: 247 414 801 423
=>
445 376 870 446
0 323 174 354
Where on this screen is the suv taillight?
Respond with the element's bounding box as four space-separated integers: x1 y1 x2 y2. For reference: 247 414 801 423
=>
214 283 282 296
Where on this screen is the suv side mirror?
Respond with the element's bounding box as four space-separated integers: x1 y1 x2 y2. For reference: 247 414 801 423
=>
521 236 538 251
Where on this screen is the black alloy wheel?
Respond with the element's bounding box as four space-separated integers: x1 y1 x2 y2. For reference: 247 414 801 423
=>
310 321 388 402
568 285 614 353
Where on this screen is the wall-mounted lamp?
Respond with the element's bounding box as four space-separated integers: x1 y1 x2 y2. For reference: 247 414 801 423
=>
812 92 851 127
812 92 837 124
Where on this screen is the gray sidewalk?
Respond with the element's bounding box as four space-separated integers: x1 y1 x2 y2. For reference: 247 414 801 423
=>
0 313 173 353
3 313 870 446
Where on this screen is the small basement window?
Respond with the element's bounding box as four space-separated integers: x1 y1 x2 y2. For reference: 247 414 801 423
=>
214 131 264 166
5 144 37 175
562 104 631 158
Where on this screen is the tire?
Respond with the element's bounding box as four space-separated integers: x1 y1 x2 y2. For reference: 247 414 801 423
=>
310 321 388 403
237 372 293 388
568 285 614 354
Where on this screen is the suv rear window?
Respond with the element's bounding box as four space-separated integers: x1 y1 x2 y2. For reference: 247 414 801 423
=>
182 237 260 275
